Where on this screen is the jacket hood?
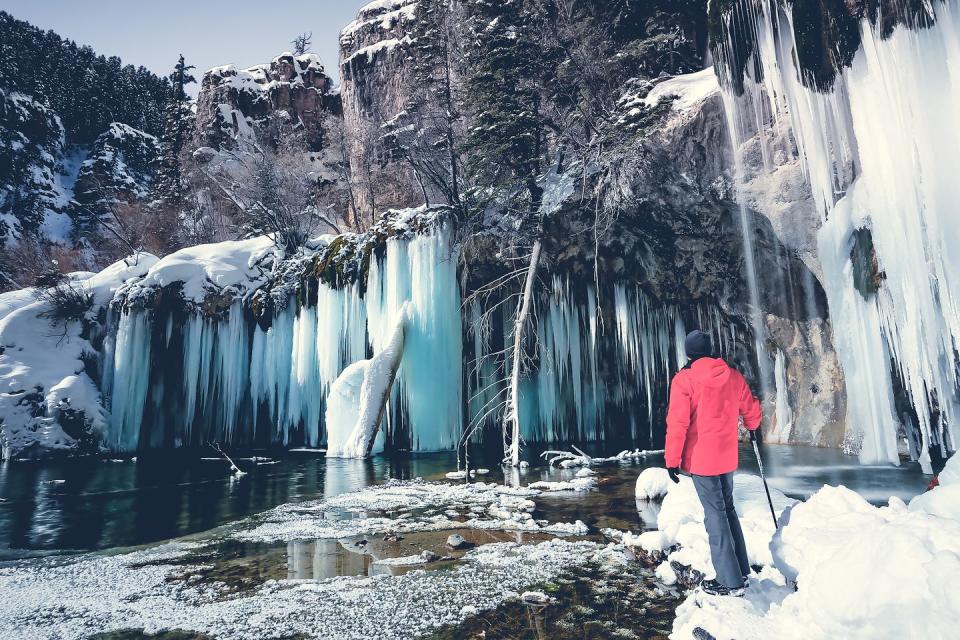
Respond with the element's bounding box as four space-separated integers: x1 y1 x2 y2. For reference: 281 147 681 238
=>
689 357 731 387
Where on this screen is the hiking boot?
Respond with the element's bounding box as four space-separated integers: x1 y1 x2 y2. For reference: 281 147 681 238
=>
699 579 745 597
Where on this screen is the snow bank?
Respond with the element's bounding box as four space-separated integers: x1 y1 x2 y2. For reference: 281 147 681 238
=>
665 455 960 640
643 68 719 114
0 255 157 458
632 473 795 577
123 237 277 303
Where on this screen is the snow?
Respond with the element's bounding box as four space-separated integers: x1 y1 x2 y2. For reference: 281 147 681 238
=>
342 37 412 66
233 479 587 543
635 467 673 500
127 237 277 303
0 255 157 458
643 68 720 113
0 536 603 640
341 0 417 41
626 473 796 580
528 476 597 492
632 454 960 639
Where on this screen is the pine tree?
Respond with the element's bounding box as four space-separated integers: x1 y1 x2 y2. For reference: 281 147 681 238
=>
152 54 196 212
461 0 547 212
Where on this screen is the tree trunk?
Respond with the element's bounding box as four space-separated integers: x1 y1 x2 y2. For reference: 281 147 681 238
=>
505 239 542 466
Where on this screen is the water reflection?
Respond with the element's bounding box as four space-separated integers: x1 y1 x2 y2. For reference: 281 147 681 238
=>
0 451 462 555
287 539 373 580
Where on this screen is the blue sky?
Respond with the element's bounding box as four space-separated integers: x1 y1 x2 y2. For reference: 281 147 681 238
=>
2 0 372 92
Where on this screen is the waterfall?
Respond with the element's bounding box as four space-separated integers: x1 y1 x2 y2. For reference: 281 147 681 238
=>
714 1 960 469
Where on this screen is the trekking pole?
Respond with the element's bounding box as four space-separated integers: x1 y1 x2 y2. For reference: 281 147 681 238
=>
750 430 778 529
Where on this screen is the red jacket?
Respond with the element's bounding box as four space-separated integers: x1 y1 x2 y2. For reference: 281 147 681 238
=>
665 357 762 476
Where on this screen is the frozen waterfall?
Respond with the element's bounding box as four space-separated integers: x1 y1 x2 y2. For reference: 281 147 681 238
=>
99 224 463 453
715 1 960 469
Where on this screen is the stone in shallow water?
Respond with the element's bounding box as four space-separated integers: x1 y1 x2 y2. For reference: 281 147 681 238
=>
446 534 469 549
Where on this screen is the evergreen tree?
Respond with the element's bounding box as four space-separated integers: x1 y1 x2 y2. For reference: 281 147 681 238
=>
461 0 548 212
152 54 195 211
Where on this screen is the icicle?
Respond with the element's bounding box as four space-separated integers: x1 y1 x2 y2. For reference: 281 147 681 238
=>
716 0 960 467
106 311 152 452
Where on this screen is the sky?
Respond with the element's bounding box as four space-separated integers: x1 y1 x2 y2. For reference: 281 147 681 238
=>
2 0 372 93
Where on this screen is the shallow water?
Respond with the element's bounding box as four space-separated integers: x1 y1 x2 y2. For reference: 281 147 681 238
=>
0 441 929 557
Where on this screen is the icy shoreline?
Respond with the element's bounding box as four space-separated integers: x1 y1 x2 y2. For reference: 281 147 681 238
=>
0 477 603 639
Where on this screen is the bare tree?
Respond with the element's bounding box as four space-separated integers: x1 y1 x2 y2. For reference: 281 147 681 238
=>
291 32 312 55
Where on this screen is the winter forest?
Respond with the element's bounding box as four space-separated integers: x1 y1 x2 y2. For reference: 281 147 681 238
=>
1 0 959 638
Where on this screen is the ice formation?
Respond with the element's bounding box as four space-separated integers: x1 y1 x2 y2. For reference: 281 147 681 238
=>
87 215 464 454
326 303 409 458
468 278 734 449
714 1 960 469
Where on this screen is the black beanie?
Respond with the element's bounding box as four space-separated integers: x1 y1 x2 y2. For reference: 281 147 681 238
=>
684 330 712 359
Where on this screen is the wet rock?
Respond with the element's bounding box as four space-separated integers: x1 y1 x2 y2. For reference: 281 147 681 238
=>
446 534 470 550
419 550 442 563
521 591 552 605
669 560 704 590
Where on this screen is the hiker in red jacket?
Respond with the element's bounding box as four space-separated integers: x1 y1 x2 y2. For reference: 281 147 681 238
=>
665 329 762 596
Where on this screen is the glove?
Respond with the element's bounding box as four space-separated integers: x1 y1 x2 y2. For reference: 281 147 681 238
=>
749 429 758 443
667 466 681 484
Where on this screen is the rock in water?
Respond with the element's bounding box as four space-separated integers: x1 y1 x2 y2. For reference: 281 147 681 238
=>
446 534 468 549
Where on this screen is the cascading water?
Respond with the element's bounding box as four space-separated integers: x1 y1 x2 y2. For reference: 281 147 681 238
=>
713 0 960 470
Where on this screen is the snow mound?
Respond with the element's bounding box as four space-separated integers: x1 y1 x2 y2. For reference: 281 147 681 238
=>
635 467 672 500
122 237 278 303
0 255 157 458
671 454 960 639
628 473 796 577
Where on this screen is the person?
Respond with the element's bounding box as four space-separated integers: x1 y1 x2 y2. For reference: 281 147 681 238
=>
664 329 762 597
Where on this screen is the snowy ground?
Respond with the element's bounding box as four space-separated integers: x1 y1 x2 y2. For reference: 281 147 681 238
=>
0 478 601 639
0 538 606 640
628 456 960 640
234 478 588 542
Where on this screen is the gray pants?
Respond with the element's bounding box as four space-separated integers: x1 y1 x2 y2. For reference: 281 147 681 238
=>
691 472 750 588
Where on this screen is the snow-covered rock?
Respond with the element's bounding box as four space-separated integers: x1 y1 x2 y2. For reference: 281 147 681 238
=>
196 52 336 151
635 467 673 500
529 476 597 492
70 122 158 236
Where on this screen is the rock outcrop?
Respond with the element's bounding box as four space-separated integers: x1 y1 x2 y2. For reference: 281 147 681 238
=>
339 0 421 220
194 53 339 151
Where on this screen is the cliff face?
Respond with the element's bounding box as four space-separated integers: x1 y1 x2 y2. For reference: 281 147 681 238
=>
194 53 340 152
338 0 421 221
